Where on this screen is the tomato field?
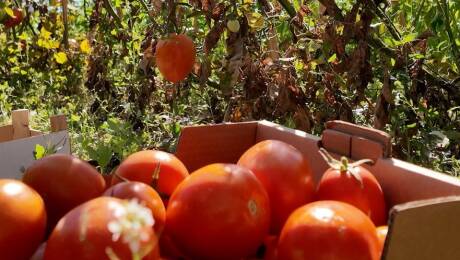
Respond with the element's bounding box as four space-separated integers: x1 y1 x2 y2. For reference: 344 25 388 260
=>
0 0 459 175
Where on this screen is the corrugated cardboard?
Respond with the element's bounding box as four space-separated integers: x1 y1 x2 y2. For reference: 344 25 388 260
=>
175 120 460 260
0 111 71 179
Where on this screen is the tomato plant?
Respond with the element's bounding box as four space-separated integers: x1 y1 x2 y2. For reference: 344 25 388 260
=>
238 140 315 234
104 181 166 234
111 150 189 204
2 8 23 29
22 154 106 233
316 149 388 226
44 197 159 260
165 163 270 259
278 201 380 260
0 179 47 260
155 34 196 83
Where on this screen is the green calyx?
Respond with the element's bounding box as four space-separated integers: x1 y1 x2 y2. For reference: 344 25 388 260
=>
319 148 374 188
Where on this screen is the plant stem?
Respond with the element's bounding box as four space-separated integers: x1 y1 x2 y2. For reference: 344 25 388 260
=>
436 0 460 70
62 0 69 48
413 0 426 28
276 0 296 18
103 0 123 28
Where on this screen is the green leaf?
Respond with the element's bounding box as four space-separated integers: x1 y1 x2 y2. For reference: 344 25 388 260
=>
54 52 68 64
328 54 337 63
406 123 417 129
34 144 46 160
398 33 418 45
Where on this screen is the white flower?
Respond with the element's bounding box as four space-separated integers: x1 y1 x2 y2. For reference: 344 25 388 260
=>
107 199 155 255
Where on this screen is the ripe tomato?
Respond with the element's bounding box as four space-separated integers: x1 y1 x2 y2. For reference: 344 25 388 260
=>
278 201 380 260
3 8 24 29
155 34 196 83
44 197 160 260
237 140 315 234
376 225 388 256
316 149 387 226
111 150 189 205
263 236 278 260
0 179 47 260
166 164 270 259
30 242 47 260
23 154 106 233
104 181 166 234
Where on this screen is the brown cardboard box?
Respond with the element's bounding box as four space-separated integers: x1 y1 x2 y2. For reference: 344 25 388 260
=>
0 110 71 179
175 120 460 260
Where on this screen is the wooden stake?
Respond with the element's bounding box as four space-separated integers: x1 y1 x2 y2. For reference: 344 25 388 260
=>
50 114 68 132
12 109 30 140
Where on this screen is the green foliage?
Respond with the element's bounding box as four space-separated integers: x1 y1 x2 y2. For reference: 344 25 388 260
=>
0 0 459 176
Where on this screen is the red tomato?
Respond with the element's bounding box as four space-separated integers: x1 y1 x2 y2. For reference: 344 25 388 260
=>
237 140 315 234
166 164 270 259
155 34 196 83
278 201 380 260
316 150 387 226
111 150 189 203
158 233 185 259
3 8 24 29
104 181 166 234
0 179 47 260
30 242 47 260
376 225 388 256
22 154 106 233
263 236 278 260
44 197 160 260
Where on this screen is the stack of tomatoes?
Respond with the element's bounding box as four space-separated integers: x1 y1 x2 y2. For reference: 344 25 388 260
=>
0 139 389 260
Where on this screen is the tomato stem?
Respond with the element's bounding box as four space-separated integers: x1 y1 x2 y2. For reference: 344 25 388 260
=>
319 148 374 188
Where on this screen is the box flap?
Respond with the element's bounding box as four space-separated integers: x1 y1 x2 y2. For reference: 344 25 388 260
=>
175 122 258 172
383 196 460 260
370 159 460 206
0 131 71 179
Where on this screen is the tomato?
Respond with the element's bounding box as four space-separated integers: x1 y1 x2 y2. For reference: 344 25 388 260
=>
158 233 185 259
0 179 47 260
44 197 160 260
166 164 270 259
278 201 380 260
155 34 196 83
316 149 387 226
3 8 24 29
30 242 47 260
376 225 388 256
237 140 315 234
23 154 106 233
104 181 166 234
263 236 278 260
111 150 189 204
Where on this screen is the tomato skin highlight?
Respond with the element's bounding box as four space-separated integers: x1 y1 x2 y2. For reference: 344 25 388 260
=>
0 179 47 260
166 164 270 260
44 197 160 260
155 34 196 83
22 154 106 233
112 150 189 201
104 181 166 234
238 140 315 234
376 225 388 256
316 165 387 226
278 201 380 260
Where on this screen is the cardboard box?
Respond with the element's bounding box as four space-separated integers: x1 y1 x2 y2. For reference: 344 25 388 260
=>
175 120 460 260
0 109 71 179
